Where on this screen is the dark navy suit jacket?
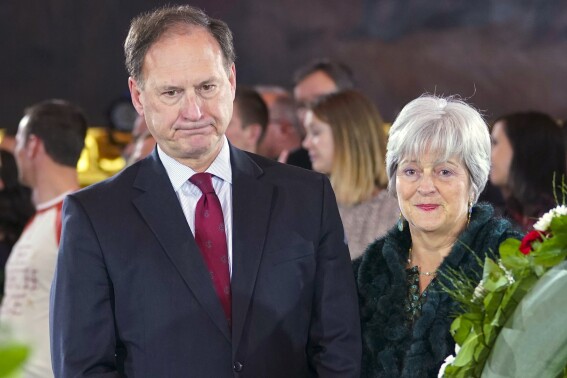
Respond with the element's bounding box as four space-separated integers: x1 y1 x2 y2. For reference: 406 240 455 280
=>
50 145 361 377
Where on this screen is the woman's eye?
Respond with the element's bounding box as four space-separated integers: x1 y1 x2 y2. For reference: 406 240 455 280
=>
308 128 320 137
404 169 416 176
439 169 453 177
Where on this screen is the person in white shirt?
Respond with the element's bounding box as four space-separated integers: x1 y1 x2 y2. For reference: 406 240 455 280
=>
0 99 86 378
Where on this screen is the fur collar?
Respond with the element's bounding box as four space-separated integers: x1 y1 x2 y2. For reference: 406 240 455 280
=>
354 203 523 377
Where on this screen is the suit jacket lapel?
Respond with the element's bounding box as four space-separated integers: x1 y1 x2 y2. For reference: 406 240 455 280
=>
132 151 231 342
229 147 274 351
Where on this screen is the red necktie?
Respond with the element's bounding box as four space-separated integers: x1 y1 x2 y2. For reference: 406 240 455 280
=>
190 172 231 325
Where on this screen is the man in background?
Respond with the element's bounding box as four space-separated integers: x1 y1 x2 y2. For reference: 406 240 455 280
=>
225 87 268 154
0 123 35 302
0 99 86 377
293 59 355 125
255 86 303 162
282 59 355 169
0 124 17 154
123 114 156 166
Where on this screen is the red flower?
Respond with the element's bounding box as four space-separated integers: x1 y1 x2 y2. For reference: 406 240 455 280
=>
519 230 547 255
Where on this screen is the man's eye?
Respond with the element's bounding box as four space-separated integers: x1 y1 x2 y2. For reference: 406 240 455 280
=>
163 90 180 97
295 102 309 110
201 84 216 92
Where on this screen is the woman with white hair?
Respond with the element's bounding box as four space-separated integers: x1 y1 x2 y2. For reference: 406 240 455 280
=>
353 95 523 377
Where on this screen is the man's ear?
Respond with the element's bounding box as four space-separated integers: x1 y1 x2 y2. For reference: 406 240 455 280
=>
279 120 293 136
228 64 236 99
246 123 263 146
25 134 42 159
129 77 145 116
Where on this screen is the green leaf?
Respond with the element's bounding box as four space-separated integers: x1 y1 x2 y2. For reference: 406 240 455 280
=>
482 259 510 293
444 364 469 378
484 291 505 320
453 333 480 367
532 236 567 268
451 314 480 344
549 214 567 232
0 344 29 377
499 239 529 271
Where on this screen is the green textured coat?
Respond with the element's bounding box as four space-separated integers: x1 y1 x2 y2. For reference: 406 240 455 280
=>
353 203 523 377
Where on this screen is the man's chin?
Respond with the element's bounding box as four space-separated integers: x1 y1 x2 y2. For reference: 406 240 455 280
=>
166 137 223 161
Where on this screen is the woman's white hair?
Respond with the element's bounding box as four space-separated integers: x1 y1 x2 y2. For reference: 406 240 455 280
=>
386 95 491 202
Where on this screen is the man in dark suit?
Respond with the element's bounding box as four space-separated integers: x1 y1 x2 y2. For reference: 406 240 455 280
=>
50 5 361 377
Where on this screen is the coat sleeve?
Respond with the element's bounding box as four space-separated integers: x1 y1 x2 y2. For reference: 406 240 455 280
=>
50 195 121 377
306 176 362 377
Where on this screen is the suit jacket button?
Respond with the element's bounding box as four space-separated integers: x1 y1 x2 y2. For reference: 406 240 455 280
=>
233 361 243 372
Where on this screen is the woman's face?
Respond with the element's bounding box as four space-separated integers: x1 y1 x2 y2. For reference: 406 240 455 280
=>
396 152 472 237
490 121 513 188
302 111 334 174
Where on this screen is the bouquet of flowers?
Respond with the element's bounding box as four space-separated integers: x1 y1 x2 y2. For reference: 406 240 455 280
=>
440 205 567 377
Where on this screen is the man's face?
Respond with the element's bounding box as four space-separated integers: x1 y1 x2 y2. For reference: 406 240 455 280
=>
257 92 294 159
226 103 259 153
129 27 236 169
14 115 33 187
293 70 337 125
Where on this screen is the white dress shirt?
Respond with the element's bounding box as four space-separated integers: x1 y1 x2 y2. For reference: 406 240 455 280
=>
158 136 233 276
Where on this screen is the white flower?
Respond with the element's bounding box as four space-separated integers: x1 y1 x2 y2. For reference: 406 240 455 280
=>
498 261 515 285
554 205 567 216
438 344 460 377
534 211 553 231
534 205 567 231
471 280 488 304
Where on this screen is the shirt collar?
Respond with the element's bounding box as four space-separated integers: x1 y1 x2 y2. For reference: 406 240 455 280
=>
158 135 232 192
36 190 74 211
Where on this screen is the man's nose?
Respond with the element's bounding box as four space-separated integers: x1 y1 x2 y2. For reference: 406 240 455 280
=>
180 94 202 121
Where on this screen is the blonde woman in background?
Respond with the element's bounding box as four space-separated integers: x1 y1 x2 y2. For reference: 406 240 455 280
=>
303 90 398 259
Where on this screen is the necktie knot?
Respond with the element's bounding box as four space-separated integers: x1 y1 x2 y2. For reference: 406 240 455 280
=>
190 172 215 194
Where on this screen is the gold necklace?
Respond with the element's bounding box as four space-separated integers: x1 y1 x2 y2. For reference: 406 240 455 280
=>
407 247 438 276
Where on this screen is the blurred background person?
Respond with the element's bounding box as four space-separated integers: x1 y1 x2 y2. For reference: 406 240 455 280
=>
0 124 17 154
124 114 156 166
0 99 87 377
123 114 152 162
293 58 355 124
354 95 522 377
490 111 565 232
303 90 398 259
0 149 34 301
127 130 156 166
255 86 303 161
284 59 356 170
226 86 268 153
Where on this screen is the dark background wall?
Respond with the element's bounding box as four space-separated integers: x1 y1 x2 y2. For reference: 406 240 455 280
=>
1 0 566 129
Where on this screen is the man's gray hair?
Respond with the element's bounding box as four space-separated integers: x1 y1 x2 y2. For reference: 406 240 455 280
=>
124 5 235 86
386 95 491 202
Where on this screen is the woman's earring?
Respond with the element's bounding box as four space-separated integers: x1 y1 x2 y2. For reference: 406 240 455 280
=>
467 200 473 227
397 213 405 232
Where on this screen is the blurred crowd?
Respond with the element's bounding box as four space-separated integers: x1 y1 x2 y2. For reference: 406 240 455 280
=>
1 29 566 377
